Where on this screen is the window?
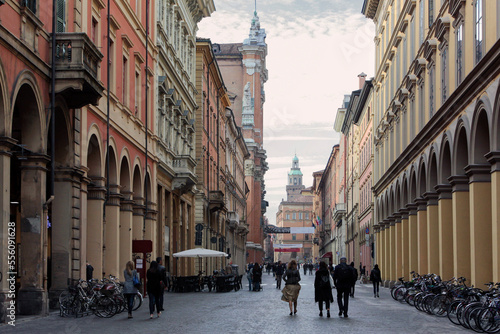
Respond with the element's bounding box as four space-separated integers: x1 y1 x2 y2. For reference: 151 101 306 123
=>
299 212 303 220
292 234 296 241
419 84 425 130
419 0 424 45
122 56 128 106
91 18 98 44
289 178 292 184
456 23 464 84
135 71 140 116
22 0 37 14
56 0 66 32
294 178 297 185
474 0 483 64
109 40 115 93
286 214 290 220
428 0 434 27
441 47 448 102
305 213 309 219
292 213 296 220
305 234 309 241
429 66 434 117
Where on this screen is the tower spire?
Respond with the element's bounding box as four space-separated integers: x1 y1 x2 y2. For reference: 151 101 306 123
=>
255 0 257 15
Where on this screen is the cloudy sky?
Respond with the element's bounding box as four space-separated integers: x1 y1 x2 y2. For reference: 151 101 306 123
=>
198 0 375 226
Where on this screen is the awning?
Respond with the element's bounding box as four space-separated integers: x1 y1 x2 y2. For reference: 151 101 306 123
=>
321 252 333 258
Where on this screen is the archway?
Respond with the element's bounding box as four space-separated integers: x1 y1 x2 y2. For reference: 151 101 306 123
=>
11 81 46 315
104 145 120 277
119 156 132 273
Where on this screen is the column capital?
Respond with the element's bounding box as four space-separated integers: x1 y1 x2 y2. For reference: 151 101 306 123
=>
448 175 469 192
423 191 439 206
393 212 402 223
464 164 491 183
414 197 428 211
486 151 500 172
398 208 410 219
405 203 418 215
434 184 452 199
0 136 17 157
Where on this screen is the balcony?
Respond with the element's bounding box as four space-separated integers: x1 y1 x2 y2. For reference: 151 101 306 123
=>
333 203 346 221
227 211 239 229
53 33 104 108
171 155 197 194
209 190 225 213
237 219 249 235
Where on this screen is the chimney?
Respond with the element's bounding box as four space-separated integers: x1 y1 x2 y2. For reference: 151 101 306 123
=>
358 72 367 89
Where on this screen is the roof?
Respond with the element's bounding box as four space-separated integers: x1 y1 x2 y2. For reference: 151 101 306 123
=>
289 170 303 176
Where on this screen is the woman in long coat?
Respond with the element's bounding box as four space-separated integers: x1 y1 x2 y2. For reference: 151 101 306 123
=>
147 261 162 319
282 260 301 315
123 261 139 319
314 261 334 317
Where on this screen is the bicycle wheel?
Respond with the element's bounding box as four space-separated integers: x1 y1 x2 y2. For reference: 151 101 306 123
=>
94 296 117 318
414 293 425 311
466 305 486 332
395 287 407 303
447 300 464 325
59 291 81 318
422 293 436 314
477 307 500 334
406 290 417 306
132 292 143 311
460 302 483 329
430 295 450 317
391 284 402 300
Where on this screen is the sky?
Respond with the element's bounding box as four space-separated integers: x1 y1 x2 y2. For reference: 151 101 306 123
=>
198 0 375 226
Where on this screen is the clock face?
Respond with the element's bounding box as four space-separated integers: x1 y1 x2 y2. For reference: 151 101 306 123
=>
195 223 204 232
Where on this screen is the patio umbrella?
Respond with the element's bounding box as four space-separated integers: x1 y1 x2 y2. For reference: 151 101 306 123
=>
173 248 228 274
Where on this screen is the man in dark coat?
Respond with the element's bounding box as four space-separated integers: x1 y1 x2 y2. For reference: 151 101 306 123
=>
156 257 167 311
275 261 285 289
334 257 355 317
350 262 358 297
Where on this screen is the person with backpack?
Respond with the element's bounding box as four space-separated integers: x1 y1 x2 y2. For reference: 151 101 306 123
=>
314 261 334 317
334 257 355 318
282 260 301 315
252 262 262 291
370 264 382 297
275 261 285 289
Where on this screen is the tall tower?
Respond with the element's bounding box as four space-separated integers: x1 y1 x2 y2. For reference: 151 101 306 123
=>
286 155 305 201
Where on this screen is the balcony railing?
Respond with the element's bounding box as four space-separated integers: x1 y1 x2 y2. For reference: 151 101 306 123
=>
171 155 197 194
53 33 103 108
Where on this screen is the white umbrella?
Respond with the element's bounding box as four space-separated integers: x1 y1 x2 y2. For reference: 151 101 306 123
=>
173 248 228 258
173 248 228 275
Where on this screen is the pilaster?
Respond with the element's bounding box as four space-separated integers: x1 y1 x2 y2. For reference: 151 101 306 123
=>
119 192 134 279
399 208 410 279
487 152 500 282
435 184 454 279
406 203 418 275
424 191 439 275
415 197 428 275
465 164 492 286
448 174 471 280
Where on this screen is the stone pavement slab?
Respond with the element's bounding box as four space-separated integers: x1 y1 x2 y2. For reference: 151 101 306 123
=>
1 272 470 334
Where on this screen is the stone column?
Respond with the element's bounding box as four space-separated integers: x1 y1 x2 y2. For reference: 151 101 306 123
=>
435 184 453 280
388 218 397 284
424 192 439 275
374 225 381 269
86 181 105 280
399 208 410 279
487 152 500 282
415 197 428 274
104 189 121 278
394 213 403 280
381 222 390 285
465 165 492 286
119 192 134 279
17 156 49 315
144 201 157 258
406 203 418 275
448 175 471 280
0 138 14 322
132 197 144 241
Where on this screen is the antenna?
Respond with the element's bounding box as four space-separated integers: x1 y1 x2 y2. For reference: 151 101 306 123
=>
255 0 257 14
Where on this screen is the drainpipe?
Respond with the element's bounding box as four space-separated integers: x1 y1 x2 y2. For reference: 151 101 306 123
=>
144 0 150 233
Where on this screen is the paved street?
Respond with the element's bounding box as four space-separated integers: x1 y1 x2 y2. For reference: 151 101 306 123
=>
1 272 469 334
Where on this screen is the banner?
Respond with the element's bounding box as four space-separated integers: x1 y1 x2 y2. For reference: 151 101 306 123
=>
264 226 290 233
274 244 303 252
290 227 315 234
264 226 315 234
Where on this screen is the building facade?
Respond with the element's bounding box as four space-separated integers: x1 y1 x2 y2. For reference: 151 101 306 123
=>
156 1 215 277
195 38 230 275
363 0 500 286
213 11 269 265
275 156 314 263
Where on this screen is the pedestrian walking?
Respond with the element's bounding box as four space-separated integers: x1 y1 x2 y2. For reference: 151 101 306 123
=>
370 264 382 298
247 263 253 291
350 261 358 297
123 261 139 319
252 262 262 291
156 257 167 311
275 260 284 289
334 257 355 318
314 261 334 317
281 259 301 315
147 261 162 319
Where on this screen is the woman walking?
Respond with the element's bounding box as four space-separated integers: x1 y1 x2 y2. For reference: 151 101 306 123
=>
314 261 334 317
123 261 139 319
370 264 382 297
252 262 262 291
147 261 162 319
281 260 301 315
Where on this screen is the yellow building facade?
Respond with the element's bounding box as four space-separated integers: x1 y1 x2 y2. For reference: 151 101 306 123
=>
363 0 500 286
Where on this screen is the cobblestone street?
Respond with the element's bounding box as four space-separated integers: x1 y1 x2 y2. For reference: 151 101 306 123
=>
1 272 469 334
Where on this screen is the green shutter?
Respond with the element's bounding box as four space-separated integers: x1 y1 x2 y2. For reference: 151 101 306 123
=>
56 0 65 32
